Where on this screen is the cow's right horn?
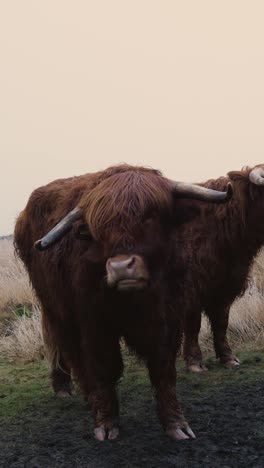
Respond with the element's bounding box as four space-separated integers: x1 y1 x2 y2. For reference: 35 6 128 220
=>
249 166 264 186
34 207 83 251
171 181 233 203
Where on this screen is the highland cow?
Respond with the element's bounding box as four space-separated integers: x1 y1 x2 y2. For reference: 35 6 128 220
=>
181 164 264 372
14 164 231 441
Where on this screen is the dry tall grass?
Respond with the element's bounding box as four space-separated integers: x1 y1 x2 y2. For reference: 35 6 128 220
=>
0 239 263 362
0 238 38 318
200 285 264 352
0 238 42 362
0 306 44 362
200 249 264 352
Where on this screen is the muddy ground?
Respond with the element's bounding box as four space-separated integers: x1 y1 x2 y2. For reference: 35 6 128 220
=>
0 351 263 468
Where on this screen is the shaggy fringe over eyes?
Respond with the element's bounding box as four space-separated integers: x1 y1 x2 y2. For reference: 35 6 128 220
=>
79 170 172 241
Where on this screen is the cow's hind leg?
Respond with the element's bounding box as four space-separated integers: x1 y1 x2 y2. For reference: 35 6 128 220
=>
50 355 73 397
206 304 240 368
183 307 208 372
42 313 73 396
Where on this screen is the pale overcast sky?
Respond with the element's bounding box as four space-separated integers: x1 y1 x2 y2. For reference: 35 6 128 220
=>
1 1 264 234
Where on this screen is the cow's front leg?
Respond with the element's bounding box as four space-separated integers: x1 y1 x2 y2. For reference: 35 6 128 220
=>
88 385 120 441
147 352 195 440
76 335 123 441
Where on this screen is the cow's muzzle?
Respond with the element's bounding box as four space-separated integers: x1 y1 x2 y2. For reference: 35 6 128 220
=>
106 255 149 291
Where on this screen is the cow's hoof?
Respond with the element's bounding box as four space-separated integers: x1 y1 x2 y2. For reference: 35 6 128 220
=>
94 424 119 441
223 357 240 368
56 390 72 398
166 423 196 441
108 426 120 440
187 362 208 373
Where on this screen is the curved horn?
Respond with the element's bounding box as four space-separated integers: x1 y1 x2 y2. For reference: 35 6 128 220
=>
171 181 233 203
34 207 82 251
249 166 264 186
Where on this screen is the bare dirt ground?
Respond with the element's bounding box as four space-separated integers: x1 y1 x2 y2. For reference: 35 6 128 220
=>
1 351 264 468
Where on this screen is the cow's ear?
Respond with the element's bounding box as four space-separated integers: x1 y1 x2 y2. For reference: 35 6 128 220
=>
228 168 252 182
227 170 244 181
172 199 201 226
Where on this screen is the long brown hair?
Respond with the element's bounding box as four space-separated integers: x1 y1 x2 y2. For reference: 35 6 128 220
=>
79 168 172 242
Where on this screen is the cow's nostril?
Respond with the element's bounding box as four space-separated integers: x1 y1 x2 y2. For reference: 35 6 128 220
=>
126 256 136 270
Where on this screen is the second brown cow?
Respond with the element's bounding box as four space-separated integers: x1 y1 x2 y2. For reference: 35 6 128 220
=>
180 164 264 372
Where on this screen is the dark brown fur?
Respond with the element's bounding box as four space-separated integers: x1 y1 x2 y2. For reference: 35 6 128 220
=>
180 165 264 369
14 164 199 439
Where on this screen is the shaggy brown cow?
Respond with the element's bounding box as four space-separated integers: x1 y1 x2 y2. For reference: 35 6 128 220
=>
14 164 232 441
181 164 264 372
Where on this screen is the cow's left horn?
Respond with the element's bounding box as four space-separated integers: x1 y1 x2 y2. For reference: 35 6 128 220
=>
34 207 83 251
249 166 264 186
171 181 233 203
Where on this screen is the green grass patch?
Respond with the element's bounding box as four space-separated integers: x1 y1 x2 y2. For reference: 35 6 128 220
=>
0 359 52 420
0 349 263 423
177 350 264 394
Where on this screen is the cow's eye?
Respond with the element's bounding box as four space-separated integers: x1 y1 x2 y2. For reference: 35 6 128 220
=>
143 217 154 227
75 224 93 241
143 211 158 225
